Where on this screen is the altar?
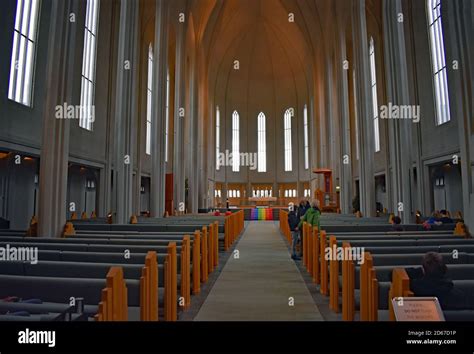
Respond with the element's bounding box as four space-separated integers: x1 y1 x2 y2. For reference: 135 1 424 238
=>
248 196 277 207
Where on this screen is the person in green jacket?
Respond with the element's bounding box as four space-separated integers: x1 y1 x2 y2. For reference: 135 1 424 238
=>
298 201 322 246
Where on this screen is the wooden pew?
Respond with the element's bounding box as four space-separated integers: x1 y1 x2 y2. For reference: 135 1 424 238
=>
388 268 413 321
181 236 191 308
95 267 127 321
164 243 178 321
213 221 219 267
279 210 291 242
201 226 209 283
140 252 158 321
193 231 201 295
312 227 320 284
320 231 328 295
359 252 378 321
329 235 339 313
341 242 355 321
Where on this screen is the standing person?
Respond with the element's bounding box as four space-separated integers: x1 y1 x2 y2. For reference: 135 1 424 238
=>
304 200 311 215
297 201 306 257
226 198 230 210
298 200 321 233
297 201 306 220
288 206 301 260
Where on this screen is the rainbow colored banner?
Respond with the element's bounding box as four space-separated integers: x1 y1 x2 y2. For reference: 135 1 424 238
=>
250 208 274 220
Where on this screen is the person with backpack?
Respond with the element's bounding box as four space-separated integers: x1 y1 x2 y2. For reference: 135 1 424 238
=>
298 201 322 254
288 206 300 260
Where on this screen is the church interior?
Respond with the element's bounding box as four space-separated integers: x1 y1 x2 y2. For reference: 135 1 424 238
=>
0 0 474 343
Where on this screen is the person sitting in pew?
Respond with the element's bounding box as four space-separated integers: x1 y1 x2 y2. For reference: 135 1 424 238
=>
391 216 403 232
438 210 454 224
405 252 468 310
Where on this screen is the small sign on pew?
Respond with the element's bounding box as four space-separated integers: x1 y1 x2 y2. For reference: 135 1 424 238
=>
392 297 445 321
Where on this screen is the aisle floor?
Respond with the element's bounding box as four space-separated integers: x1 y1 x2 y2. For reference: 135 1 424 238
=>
194 221 323 321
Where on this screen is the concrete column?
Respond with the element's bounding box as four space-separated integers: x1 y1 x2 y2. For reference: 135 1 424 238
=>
173 17 186 214
197 54 209 210
150 0 169 217
338 29 353 214
382 0 414 223
38 0 78 237
352 0 376 216
187 46 199 213
112 0 139 224
446 0 474 226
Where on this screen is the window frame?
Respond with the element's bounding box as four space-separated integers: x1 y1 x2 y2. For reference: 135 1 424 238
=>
369 37 380 153
303 105 309 170
145 43 153 155
257 112 266 173
8 0 42 107
79 0 100 131
426 0 451 126
216 106 220 170
284 109 293 172
232 111 240 172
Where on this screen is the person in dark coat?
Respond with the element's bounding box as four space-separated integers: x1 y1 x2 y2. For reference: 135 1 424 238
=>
405 252 468 310
288 207 300 260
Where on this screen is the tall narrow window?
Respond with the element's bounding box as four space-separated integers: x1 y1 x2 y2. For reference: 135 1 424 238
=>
146 44 153 155
8 0 41 107
284 109 293 172
216 106 220 170
426 0 451 125
257 112 266 172
79 0 100 131
369 37 380 152
165 70 170 162
232 111 240 172
303 105 309 170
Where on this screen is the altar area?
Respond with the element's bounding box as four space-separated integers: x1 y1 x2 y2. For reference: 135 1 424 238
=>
248 196 277 207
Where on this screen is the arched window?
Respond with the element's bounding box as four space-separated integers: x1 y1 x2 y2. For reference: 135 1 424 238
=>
237 190 240 198
284 109 293 171
303 105 309 169
146 44 153 155
257 112 266 172
8 0 41 107
232 111 240 172
165 70 170 162
426 0 451 125
79 0 100 131
216 106 220 170
369 37 380 152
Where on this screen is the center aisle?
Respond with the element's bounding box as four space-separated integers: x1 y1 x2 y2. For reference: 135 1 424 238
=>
194 221 323 321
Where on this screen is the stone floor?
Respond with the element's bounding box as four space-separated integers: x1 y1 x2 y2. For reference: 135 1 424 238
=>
194 221 323 321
